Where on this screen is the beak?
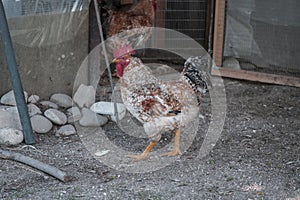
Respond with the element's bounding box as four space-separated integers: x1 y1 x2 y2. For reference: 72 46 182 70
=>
112 58 119 63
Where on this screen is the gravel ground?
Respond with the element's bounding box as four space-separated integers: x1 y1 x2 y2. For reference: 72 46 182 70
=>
0 79 299 200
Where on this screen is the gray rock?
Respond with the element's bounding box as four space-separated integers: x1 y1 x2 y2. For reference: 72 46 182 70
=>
90 101 126 121
28 95 40 103
66 107 82 123
98 115 109 126
27 103 42 117
0 90 28 106
73 84 96 108
0 128 24 145
7 105 41 122
240 62 257 71
223 57 241 70
5 107 22 130
0 109 17 129
79 108 108 127
30 115 53 133
0 105 11 110
57 124 76 136
44 109 67 125
40 101 59 109
50 93 73 108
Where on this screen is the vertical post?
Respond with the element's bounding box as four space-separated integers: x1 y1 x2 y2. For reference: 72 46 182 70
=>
93 0 119 123
213 0 226 67
154 0 165 48
0 1 34 144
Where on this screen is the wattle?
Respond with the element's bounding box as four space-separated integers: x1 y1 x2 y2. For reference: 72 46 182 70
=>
116 63 124 77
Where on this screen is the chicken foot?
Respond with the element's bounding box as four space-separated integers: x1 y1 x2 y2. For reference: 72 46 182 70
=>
128 141 157 161
161 129 182 157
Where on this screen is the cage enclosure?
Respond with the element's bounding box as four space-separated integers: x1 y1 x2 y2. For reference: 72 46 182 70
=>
212 0 300 87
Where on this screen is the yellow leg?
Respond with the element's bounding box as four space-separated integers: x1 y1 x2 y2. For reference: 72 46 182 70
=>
161 129 182 157
128 141 157 161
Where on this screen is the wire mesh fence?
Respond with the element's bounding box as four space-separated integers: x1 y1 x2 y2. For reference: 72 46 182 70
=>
156 0 208 47
223 0 300 77
142 0 208 62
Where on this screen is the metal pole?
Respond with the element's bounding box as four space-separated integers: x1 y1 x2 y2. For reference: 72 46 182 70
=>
0 1 34 144
93 0 119 123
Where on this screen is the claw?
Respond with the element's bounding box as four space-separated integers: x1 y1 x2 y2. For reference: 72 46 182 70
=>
127 141 157 162
127 154 148 161
160 149 182 157
161 129 182 157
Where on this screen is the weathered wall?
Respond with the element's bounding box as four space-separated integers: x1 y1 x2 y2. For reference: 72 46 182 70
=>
0 10 89 99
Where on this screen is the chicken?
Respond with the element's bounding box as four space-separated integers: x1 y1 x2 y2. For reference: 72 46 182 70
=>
107 0 156 36
113 45 210 161
103 0 157 54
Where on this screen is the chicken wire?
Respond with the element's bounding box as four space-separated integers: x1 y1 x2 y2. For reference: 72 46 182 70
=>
156 0 208 47
223 0 300 77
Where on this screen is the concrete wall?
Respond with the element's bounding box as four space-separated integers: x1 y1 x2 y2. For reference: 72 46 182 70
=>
0 10 89 99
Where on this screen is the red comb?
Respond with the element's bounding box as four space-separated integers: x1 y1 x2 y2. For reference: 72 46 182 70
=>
113 45 135 59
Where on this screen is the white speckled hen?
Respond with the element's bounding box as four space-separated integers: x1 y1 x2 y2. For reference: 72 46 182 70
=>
113 46 210 161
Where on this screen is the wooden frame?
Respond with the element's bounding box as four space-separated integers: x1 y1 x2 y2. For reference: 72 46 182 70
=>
211 67 300 87
212 0 226 67
212 0 300 88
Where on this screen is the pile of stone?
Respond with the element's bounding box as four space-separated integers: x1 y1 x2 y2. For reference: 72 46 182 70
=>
0 84 126 146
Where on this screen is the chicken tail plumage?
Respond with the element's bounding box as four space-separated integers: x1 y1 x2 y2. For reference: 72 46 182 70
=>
182 56 211 96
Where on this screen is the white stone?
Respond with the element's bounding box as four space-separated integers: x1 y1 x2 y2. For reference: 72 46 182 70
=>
57 125 76 136
30 115 53 133
95 150 110 157
110 114 125 122
40 101 59 109
73 84 96 108
199 114 205 119
79 108 108 127
27 103 42 117
28 95 40 103
66 107 82 123
6 106 18 113
0 90 28 106
0 105 11 110
44 109 67 125
90 102 126 121
0 109 18 129
5 107 22 130
0 128 24 145
223 57 241 70
50 93 73 108
7 105 40 124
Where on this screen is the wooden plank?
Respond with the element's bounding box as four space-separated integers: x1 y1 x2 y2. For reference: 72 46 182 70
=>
213 0 226 67
211 67 300 88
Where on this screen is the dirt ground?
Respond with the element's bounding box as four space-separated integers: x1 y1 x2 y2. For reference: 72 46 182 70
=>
0 77 299 200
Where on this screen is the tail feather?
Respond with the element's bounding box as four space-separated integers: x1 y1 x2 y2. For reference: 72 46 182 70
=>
182 55 211 95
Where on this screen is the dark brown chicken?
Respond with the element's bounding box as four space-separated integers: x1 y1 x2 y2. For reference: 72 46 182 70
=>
107 0 156 36
104 0 156 54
